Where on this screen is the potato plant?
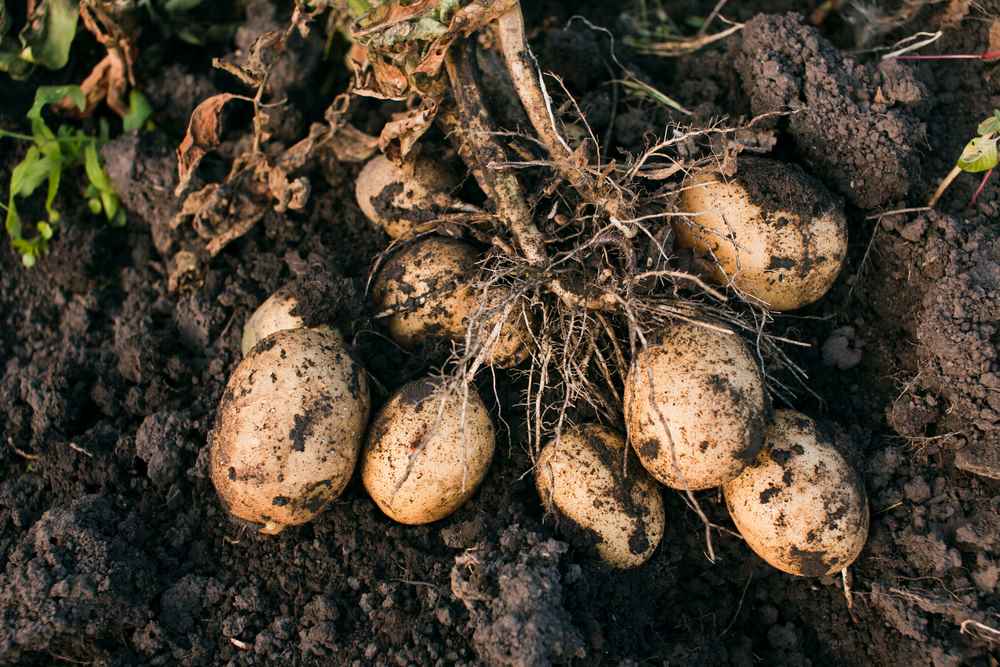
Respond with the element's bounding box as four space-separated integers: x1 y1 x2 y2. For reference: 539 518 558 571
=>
205 0 869 581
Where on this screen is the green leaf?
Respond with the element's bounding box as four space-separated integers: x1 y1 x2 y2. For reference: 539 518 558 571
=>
37 221 53 240
10 147 52 199
28 85 86 120
5 199 22 242
83 142 112 193
18 0 80 71
978 111 1000 137
958 137 1000 173
83 142 121 223
123 90 153 132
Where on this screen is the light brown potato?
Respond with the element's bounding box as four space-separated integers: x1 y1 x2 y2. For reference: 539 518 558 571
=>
210 326 370 534
676 157 848 311
723 410 869 576
241 285 304 356
355 153 459 239
361 378 494 524
372 236 530 367
536 425 665 568
624 321 768 490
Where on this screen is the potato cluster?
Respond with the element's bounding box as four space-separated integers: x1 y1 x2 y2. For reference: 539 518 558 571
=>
617 321 868 576
210 280 503 533
208 153 868 581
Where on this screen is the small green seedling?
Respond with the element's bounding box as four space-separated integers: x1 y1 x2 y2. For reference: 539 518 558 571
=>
0 85 143 267
892 47 1000 207
927 111 1000 208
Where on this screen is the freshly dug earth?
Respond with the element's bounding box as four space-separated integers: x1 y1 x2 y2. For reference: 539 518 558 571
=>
1 2 999 666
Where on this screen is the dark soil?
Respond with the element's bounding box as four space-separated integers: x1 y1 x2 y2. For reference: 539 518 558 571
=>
1 1 1000 666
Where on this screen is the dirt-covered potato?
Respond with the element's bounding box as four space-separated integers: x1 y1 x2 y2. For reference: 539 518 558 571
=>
372 236 530 367
355 153 459 239
624 321 768 490
210 326 370 534
723 410 869 576
241 285 303 356
535 424 665 568
361 378 494 524
677 157 848 311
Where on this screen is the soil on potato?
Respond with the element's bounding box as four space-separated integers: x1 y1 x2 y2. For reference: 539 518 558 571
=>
2 1 1000 666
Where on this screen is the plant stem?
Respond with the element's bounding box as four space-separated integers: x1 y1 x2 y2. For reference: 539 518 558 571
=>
494 3 623 219
928 164 962 208
971 168 994 205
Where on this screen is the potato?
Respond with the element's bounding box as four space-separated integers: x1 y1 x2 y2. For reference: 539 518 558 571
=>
372 236 530 367
241 285 304 356
361 378 494 524
210 326 370 534
535 424 665 568
355 153 459 239
624 321 768 490
723 410 869 576
677 157 848 311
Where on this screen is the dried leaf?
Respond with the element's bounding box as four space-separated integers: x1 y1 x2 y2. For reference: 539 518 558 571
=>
411 0 516 78
329 124 379 162
378 99 439 159
352 0 438 37
213 29 283 88
350 0 514 99
175 93 246 195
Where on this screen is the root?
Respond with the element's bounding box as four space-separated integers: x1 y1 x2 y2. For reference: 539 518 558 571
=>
960 619 1000 644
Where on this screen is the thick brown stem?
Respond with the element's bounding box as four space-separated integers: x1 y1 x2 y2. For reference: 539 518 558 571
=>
444 40 548 267
494 5 622 218
443 38 619 312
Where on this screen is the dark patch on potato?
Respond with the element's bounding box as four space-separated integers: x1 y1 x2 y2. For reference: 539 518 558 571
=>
227 467 236 481
628 523 651 557
637 438 660 459
767 256 798 271
252 336 279 354
272 496 290 507
288 398 334 453
788 545 834 576
769 447 792 465
759 486 781 504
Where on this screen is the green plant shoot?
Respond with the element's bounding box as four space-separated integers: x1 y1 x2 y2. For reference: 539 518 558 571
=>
0 85 128 267
929 110 1000 208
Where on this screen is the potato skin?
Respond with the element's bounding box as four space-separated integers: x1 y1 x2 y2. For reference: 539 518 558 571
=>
624 322 768 490
361 378 495 524
677 157 847 311
536 424 665 568
372 236 530 367
241 285 304 356
355 154 458 239
723 410 869 576
211 326 370 534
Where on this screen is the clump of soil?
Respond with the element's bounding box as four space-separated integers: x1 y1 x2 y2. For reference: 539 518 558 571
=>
0 495 157 663
451 525 586 666
736 13 926 209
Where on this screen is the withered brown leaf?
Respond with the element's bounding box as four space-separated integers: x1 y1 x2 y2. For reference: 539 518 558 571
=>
175 93 248 196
